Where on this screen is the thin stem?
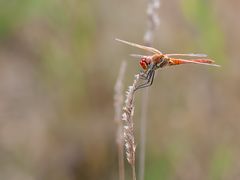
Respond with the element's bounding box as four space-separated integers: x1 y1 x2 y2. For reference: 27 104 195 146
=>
139 0 160 180
132 163 137 180
138 88 149 180
114 61 127 180
117 125 125 180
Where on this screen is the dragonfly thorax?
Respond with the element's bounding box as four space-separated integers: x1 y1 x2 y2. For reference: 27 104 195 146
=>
155 56 168 68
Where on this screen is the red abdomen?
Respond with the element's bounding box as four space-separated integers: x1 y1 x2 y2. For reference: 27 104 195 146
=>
170 58 214 65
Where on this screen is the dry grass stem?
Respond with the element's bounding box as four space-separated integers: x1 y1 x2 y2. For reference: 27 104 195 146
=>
122 74 140 180
144 0 160 45
114 61 127 180
114 61 127 124
139 1 160 180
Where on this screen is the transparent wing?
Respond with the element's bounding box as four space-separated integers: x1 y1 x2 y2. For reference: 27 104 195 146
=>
116 38 162 54
166 53 207 57
130 54 148 58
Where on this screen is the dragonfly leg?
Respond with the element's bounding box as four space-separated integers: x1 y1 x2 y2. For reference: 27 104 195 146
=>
139 63 155 80
135 70 155 91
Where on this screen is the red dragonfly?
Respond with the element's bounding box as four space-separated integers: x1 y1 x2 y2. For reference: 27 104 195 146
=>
116 38 220 91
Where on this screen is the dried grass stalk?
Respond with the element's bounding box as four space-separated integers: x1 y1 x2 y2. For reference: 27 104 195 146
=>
122 74 140 180
144 0 160 45
114 61 127 180
139 1 160 180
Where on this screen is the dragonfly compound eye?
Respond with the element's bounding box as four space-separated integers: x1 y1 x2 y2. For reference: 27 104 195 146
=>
139 58 148 70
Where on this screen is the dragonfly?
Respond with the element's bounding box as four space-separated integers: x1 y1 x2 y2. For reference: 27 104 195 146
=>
116 38 220 91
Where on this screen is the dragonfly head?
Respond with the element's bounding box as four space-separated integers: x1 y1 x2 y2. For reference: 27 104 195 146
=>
139 58 150 71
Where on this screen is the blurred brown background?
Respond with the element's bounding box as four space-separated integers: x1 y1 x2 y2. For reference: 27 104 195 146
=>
0 0 239 179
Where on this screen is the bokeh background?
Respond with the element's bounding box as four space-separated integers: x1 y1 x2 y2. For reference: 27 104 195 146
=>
0 0 239 179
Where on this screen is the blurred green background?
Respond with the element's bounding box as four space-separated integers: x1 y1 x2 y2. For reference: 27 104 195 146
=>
0 0 239 179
